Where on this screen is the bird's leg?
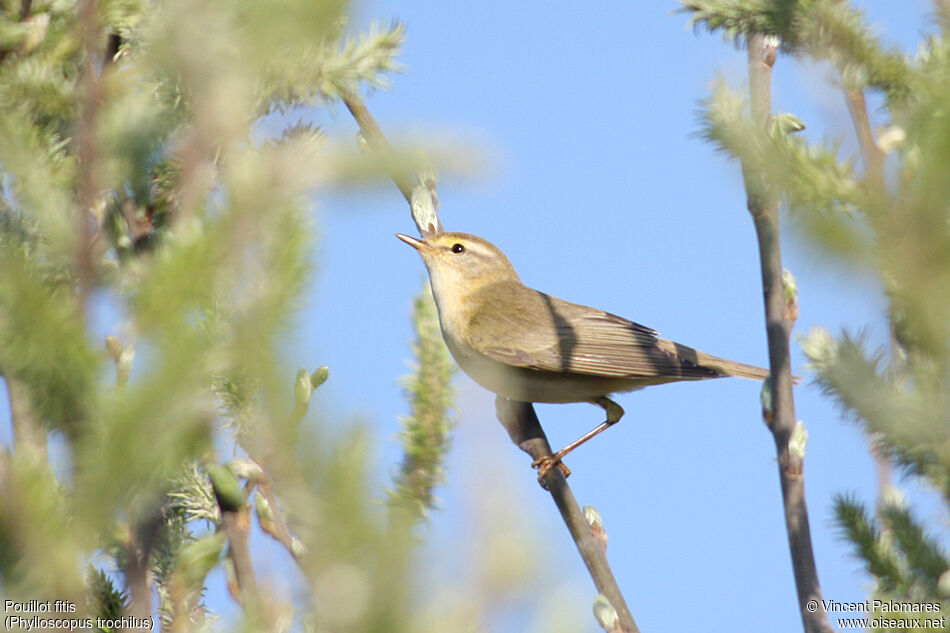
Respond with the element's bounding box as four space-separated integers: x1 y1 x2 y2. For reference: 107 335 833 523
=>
532 396 625 482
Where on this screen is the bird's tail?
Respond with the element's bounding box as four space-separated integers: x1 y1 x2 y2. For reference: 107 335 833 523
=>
659 339 799 382
694 349 804 383
696 352 770 380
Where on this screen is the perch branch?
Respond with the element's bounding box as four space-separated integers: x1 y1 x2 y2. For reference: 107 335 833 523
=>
496 398 640 633
745 34 833 633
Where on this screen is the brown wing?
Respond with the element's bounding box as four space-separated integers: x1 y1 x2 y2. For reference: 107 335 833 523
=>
465 282 727 380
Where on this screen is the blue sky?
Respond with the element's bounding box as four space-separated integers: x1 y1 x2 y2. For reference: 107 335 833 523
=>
1 1 941 631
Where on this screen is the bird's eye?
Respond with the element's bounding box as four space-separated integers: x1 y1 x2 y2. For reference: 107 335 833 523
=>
451 243 465 254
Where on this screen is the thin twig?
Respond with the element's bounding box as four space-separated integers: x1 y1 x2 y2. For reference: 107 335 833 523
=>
846 90 895 509
208 465 267 622
3 373 47 462
340 90 415 203
495 398 640 633
221 508 260 605
256 474 302 562
76 0 103 307
745 34 833 633
340 89 443 234
124 512 164 621
844 90 885 184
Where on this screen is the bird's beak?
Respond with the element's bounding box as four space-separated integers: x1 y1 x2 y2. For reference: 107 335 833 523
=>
395 233 435 253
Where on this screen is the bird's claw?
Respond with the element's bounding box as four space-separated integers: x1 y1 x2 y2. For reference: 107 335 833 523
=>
532 455 571 489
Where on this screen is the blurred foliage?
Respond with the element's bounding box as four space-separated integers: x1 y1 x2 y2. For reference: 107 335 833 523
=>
389 283 455 522
685 0 950 626
0 1 510 632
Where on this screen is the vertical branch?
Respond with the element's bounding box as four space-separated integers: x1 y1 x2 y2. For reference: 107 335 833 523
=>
125 515 163 621
745 35 833 633
845 88 895 507
76 0 103 307
4 374 48 462
844 90 885 184
208 465 268 624
495 399 640 633
221 508 260 603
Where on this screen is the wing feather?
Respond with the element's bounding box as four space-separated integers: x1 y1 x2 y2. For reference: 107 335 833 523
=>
466 282 723 380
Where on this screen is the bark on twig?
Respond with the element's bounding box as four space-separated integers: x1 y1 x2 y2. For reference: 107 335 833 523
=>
340 90 443 234
846 88 897 509
4 374 47 462
844 90 885 184
495 398 640 633
221 508 260 605
124 513 164 621
76 0 103 306
256 474 302 562
340 90 415 204
745 34 833 633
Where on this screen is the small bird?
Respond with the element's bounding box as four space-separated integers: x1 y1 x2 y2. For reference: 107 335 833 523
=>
397 231 768 480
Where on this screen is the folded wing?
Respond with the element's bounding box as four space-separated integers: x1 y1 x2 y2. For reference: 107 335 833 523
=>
465 283 761 381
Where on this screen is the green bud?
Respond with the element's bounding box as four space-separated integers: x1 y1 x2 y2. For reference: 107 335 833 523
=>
593 594 620 633
207 464 245 513
116 344 135 383
310 366 330 389
105 336 124 361
411 184 439 237
789 420 808 459
584 505 607 549
255 492 278 538
782 269 798 323
224 557 239 601
782 269 797 302
106 337 134 387
939 570 950 597
294 367 313 409
583 505 603 530
769 113 806 136
227 458 262 483
177 533 225 588
255 492 273 520
760 376 774 426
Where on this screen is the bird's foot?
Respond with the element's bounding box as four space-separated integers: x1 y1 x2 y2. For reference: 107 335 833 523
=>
594 396 625 424
532 455 571 489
